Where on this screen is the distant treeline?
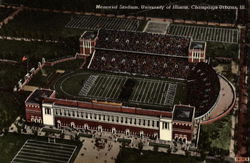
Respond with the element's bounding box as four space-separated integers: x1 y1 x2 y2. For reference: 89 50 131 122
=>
3 0 243 23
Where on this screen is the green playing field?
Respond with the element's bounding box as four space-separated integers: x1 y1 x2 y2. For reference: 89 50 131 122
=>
54 71 187 111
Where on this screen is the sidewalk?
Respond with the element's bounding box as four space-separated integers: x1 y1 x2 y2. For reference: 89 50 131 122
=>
74 138 120 163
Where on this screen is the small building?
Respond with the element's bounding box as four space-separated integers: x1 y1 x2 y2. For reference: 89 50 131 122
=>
188 41 206 63
25 89 55 124
79 31 98 56
172 105 195 143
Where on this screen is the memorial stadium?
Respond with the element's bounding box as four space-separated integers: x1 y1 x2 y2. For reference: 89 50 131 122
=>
24 28 236 144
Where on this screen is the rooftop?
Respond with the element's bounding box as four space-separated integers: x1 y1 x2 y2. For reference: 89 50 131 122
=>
26 89 54 104
173 105 195 122
189 41 206 50
95 29 190 57
80 31 97 40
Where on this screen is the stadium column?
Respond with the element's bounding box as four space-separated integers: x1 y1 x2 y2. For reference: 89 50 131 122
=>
131 118 135 125
159 118 172 141
114 116 117 122
42 103 55 126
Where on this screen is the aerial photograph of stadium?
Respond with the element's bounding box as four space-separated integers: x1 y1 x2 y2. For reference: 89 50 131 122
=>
0 0 249 163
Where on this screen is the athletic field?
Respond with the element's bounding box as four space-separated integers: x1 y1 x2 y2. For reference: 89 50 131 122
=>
55 71 187 110
167 24 239 44
65 15 143 31
11 139 77 163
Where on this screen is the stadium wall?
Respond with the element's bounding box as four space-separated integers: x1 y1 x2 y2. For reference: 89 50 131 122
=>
194 75 222 123
55 117 159 137
43 97 172 118
200 74 236 125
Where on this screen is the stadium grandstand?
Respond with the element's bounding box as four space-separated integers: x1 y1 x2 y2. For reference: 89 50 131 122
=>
88 50 192 79
95 29 190 57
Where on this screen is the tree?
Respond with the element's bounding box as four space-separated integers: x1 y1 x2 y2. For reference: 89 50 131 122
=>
138 142 143 152
153 145 158 152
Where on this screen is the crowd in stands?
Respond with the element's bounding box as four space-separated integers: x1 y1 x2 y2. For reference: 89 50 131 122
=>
96 30 190 57
89 29 220 117
187 62 220 117
89 50 192 79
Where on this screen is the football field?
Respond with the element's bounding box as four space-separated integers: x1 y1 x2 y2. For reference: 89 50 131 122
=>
57 72 187 109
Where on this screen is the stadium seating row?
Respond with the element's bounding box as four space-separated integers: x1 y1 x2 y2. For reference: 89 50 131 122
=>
96 30 190 56
89 50 192 79
187 63 220 117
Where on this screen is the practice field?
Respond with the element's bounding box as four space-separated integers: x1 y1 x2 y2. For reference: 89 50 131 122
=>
65 15 144 31
11 139 77 163
0 10 82 40
143 21 169 34
167 24 239 44
55 71 187 110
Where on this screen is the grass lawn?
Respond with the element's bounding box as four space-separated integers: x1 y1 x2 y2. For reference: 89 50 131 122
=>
116 148 229 163
0 133 30 163
0 63 26 88
27 66 56 87
3 0 97 11
0 63 30 129
28 59 84 88
0 40 76 67
78 133 93 138
52 58 84 70
41 127 61 134
0 92 28 129
0 8 14 20
199 115 231 156
60 72 89 96
0 10 83 40
206 42 239 61
0 133 82 163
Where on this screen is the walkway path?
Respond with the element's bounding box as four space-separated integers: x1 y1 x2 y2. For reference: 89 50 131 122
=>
0 59 17 64
201 75 236 124
0 35 59 43
229 112 236 158
22 85 38 92
74 138 120 163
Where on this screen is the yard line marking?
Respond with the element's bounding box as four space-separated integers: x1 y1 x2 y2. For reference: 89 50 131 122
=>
89 76 105 97
155 82 165 104
135 80 147 102
138 81 149 102
150 81 160 104
99 76 114 97
113 78 126 98
104 77 118 98
95 76 110 97
159 82 168 105
144 82 156 104
107 77 120 98
142 82 153 103
130 79 143 100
